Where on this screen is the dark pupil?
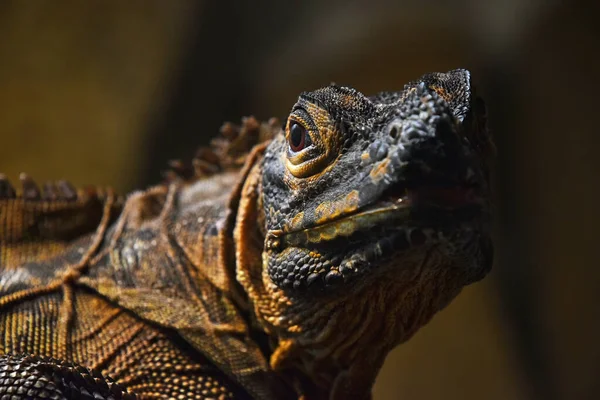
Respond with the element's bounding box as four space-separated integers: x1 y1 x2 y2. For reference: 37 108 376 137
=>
290 123 305 151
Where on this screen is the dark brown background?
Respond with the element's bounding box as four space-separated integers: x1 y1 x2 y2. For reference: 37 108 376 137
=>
1 1 598 399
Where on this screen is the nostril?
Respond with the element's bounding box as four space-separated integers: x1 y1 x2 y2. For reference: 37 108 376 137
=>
388 123 401 140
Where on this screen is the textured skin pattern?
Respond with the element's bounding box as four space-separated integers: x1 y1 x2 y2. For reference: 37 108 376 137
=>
0 354 135 399
0 119 282 399
0 177 123 269
0 70 493 400
236 69 494 399
261 70 491 290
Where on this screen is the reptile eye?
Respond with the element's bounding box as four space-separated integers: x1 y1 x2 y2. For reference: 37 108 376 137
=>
289 123 307 152
285 109 335 178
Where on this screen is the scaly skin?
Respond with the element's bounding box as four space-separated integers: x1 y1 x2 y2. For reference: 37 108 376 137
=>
0 69 493 399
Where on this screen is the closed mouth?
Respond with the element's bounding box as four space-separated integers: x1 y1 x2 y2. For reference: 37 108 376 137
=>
276 183 483 248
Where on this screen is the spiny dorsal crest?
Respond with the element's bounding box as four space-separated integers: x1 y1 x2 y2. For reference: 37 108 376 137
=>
0 173 120 205
163 116 281 182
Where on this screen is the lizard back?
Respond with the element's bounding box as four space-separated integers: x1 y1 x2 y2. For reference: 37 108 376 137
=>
0 118 287 399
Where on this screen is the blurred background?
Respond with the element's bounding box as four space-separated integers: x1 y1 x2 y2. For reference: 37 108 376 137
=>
1 0 598 398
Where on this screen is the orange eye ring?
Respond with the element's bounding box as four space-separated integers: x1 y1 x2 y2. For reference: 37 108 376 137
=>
285 104 341 179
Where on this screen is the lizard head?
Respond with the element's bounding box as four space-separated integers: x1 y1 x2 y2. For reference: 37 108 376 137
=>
233 69 494 398
260 69 493 293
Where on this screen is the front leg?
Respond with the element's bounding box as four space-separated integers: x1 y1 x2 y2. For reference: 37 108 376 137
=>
0 354 136 400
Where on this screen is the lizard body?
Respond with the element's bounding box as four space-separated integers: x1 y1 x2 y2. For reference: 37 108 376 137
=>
0 69 493 399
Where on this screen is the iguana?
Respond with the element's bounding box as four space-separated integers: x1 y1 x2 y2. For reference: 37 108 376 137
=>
0 69 494 400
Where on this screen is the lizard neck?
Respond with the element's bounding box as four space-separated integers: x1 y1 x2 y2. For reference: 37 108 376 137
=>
234 159 465 399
